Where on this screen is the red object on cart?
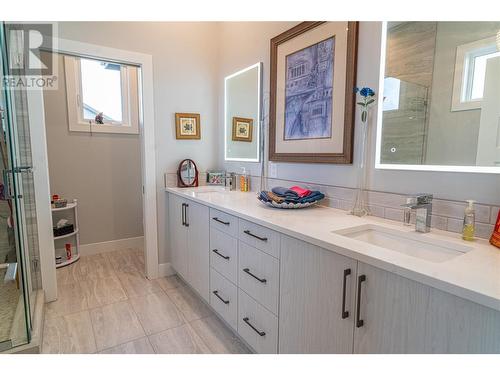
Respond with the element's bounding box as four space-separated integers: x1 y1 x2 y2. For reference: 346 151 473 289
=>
65 243 72 260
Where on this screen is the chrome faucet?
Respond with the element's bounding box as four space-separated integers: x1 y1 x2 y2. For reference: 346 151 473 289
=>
401 194 433 233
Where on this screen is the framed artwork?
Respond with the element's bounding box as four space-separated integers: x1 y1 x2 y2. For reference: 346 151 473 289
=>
232 117 253 142
175 113 201 140
269 21 359 163
206 171 225 185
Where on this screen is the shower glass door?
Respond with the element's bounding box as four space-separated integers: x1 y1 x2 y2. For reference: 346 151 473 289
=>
0 22 38 352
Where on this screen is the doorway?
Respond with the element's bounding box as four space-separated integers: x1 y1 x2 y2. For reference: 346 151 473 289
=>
38 37 159 302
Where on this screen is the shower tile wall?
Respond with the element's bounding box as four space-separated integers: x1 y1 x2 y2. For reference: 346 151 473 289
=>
13 89 41 291
383 21 437 164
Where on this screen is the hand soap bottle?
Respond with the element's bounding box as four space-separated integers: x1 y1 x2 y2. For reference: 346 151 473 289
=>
462 200 475 241
240 167 250 192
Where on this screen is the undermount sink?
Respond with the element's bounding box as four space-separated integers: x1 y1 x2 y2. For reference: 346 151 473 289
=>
334 224 472 263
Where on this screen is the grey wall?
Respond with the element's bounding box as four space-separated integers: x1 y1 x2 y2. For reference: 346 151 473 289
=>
217 22 500 206
42 52 143 245
426 22 500 165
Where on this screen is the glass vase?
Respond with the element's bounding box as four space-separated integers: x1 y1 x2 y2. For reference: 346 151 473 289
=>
350 117 370 217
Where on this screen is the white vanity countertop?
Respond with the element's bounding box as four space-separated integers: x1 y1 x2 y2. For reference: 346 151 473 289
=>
166 186 500 312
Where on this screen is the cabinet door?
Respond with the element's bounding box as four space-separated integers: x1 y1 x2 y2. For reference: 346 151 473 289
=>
279 235 357 353
423 287 500 353
353 262 500 353
168 194 188 279
353 262 430 353
186 200 210 302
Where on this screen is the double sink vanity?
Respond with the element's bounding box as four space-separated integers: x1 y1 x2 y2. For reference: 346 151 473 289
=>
167 186 500 354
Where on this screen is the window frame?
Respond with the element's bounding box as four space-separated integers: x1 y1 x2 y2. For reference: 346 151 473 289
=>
64 55 139 134
451 36 497 112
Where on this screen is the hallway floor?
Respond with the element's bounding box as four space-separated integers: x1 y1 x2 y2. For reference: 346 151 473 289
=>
42 249 250 354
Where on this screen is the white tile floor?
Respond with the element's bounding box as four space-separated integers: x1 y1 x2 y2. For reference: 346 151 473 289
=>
42 249 250 354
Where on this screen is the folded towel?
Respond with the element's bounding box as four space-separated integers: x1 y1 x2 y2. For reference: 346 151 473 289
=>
290 186 311 198
280 191 324 203
267 191 285 203
258 190 325 206
271 186 299 199
297 191 325 203
258 191 272 203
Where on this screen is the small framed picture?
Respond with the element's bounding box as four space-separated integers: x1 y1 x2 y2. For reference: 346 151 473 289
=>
206 171 225 185
232 117 253 142
175 113 201 140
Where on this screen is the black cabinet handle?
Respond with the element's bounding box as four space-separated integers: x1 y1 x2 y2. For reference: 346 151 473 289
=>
212 290 229 304
212 217 230 225
181 203 186 226
243 317 266 337
243 230 268 242
184 203 189 227
212 249 230 260
356 274 366 328
341 268 351 319
243 268 267 284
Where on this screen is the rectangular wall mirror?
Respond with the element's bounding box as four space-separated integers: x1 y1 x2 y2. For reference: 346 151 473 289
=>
224 62 262 162
376 22 500 173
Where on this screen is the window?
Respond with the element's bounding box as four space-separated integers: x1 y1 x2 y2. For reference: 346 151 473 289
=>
467 50 500 100
64 55 139 134
451 35 500 111
80 58 123 123
383 77 401 111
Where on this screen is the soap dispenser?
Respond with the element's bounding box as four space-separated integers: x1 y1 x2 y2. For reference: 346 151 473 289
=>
240 167 249 192
462 200 476 241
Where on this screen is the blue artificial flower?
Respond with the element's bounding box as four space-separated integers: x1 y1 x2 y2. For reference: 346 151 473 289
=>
354 87 360 94
359 87 375 97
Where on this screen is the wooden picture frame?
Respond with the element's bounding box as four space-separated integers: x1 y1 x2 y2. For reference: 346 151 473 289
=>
269 21 359 164
232 117 253 142
175 113 201 140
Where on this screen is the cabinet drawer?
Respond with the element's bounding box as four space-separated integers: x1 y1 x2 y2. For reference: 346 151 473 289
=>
210 228 238 283
210 269 238 331
210 208 238 237
238 219 280 258
238 289 278 354
238 242 279 315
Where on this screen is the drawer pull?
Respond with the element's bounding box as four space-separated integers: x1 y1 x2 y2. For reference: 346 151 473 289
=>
212 290 230 304
212 249 230 260
243 317 266 337
243 268 267 284
181 203 186 226
243 230 268 242
356 274 366 328
341 268 351 319
212 217 230 225
184 203 190 227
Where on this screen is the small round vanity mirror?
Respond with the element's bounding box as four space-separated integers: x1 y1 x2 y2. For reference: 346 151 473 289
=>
177 159 199 187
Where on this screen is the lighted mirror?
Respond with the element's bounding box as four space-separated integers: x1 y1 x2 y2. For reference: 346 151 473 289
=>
376 22 500 173
224 62 262 162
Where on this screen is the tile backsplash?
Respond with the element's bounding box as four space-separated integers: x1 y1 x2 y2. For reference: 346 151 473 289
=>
165 172 497 240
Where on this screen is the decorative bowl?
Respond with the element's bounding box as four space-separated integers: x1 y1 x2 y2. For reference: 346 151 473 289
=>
257 197 323 209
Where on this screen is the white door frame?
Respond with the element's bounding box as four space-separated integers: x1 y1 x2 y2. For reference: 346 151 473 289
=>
26 89 57 302
37 38 159 299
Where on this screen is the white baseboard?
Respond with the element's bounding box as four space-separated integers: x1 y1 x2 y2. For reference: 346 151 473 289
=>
79 236 144 256
158 262 176 277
